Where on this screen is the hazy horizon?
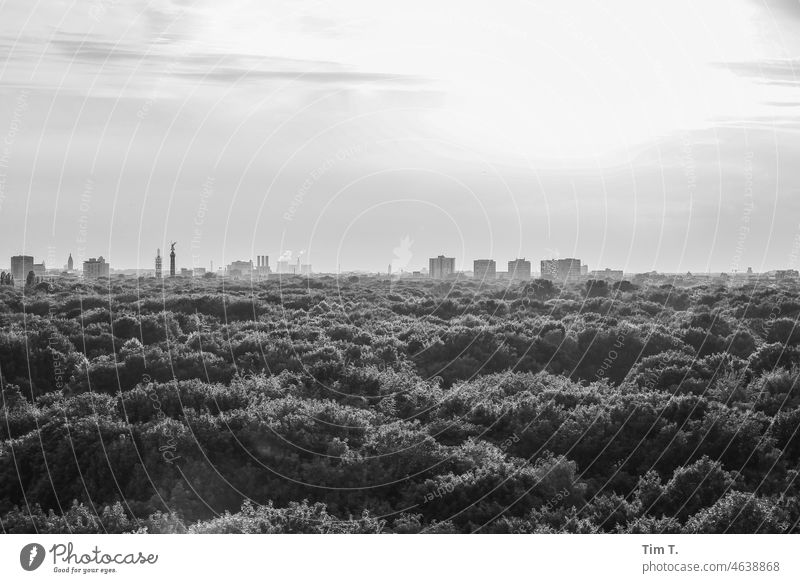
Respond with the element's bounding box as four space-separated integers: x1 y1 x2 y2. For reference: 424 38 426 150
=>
2 0 800 273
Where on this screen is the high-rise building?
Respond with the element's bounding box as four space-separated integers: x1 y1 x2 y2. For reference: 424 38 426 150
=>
10 255 34 282
276 260 292 274
169 242 176 277
429 255 456 279
508 258 531 281
473 259 496 281
83 257 110 279
155 249 162 278
67 253 74 271
541 258 582 283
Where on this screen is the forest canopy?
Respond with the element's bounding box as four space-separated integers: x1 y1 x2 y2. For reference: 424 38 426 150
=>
1 275 799 533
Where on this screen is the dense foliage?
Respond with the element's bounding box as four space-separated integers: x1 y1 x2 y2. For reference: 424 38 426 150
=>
1 275 799 533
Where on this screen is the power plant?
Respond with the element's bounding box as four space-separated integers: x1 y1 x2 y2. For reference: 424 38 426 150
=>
256 255 270 278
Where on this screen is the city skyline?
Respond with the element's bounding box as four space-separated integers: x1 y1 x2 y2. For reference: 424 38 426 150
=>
5 246 794 278
2 1 800 274
2 220 800 275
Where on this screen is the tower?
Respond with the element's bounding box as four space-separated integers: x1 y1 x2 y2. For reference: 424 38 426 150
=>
155 249 162 278
67 253 73 271
169 242 176 277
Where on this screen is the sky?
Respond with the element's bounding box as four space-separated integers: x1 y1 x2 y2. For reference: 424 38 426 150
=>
1 0 800 273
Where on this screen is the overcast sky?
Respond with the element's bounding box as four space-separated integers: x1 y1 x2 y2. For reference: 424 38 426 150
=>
1 0 800 273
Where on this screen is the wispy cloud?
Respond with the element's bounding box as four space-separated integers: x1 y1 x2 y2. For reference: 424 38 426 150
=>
175 66 428 87
718 59 800 86
0 30 430 101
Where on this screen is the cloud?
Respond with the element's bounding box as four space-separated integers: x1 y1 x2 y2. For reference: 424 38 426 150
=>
175 66 428 87
49 37 149 64
39 31 429 91
718 59 800 86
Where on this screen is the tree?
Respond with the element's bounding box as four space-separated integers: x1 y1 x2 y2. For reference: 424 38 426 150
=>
659 456 737 520
585 279 609 298
683 491 787 533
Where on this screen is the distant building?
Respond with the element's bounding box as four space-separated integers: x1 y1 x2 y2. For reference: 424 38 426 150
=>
300 264 312 275
155 249 162 279
508 258 531 281
33 262 46 276
193 268 206 277
276 260 293 275
473 259 496 282
10 255 34 282
227 260 254 279
429 255 455 279
541 258 582 283
66 253 74 271
180 268 193 277
775 269 799 280
83 257 110 279
581 265 589 276
589 268 624 281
